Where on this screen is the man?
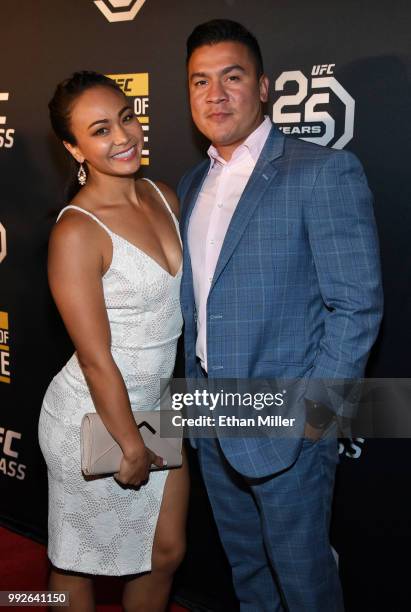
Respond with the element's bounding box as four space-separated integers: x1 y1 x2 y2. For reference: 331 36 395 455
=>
178 19 383 611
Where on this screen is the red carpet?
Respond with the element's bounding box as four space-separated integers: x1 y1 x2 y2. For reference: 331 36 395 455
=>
0 526 187 611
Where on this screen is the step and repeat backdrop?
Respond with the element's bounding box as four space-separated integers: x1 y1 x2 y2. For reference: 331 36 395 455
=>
1 1 410 610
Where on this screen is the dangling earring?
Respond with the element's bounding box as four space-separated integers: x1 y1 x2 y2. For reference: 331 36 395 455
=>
77 163 87 186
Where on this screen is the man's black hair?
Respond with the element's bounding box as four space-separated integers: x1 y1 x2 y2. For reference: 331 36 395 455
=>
186 19 264 78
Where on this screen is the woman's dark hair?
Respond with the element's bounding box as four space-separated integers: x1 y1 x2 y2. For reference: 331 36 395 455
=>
186 19 264 78
48 71 123 201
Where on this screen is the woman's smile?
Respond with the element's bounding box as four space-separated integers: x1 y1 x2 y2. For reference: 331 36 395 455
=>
111 144 138 162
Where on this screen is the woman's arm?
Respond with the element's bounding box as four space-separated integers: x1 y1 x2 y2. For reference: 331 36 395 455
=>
48 214 163 485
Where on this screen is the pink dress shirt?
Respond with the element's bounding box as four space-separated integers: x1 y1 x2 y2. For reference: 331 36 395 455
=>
188 116 272 371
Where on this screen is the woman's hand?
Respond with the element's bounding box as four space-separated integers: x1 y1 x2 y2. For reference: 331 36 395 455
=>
115 445 164 487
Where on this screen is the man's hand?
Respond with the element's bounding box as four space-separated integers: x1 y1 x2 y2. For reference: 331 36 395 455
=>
304 421 324 442
304 399 335 441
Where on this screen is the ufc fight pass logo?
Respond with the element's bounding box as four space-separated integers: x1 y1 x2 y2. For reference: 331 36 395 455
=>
94 0 146 22
0 426 26 480
272 64 355 149
0 93 15 149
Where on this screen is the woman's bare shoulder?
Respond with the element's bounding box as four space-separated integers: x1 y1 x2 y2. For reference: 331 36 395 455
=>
138 178 180 219
49 207 107 260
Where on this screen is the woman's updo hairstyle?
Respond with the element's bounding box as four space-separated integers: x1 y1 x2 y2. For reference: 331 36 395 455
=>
48 71 123 201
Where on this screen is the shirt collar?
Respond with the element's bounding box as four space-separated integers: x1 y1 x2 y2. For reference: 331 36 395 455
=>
207 115 272 170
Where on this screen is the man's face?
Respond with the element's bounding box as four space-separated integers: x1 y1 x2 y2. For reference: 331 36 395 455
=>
188 41 269 160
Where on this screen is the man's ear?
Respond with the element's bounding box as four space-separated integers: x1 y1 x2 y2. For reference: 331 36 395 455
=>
259 74 269 104
63 140 84 164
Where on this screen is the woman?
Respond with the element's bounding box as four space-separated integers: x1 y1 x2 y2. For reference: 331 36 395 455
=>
38 71 188 611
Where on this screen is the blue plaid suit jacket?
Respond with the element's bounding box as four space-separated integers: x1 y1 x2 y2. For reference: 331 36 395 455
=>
179 125 383 477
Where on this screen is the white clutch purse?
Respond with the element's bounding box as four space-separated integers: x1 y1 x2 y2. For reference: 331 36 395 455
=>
80 410 182 476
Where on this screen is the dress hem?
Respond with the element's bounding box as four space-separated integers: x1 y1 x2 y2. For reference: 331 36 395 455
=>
47 553 152 577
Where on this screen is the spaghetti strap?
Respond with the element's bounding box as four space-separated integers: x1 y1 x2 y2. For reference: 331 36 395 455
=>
142 178 175 217
141 178 182 247
56 205 113 238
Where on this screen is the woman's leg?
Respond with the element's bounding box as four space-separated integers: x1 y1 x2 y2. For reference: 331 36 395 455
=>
49 567 94 612
122 451 189 612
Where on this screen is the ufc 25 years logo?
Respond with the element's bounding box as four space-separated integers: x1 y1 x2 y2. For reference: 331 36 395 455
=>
0 93 15 148
272 64 355 149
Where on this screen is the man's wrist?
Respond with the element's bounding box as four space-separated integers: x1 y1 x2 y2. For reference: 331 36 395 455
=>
304 399 334 430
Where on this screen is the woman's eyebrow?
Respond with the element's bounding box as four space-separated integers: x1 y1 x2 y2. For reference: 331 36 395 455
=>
88 105 130 129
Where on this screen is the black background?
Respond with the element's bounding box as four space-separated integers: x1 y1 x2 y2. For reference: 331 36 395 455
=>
1 1 410 609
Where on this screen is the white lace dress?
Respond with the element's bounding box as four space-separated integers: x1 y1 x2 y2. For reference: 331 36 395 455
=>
38 179 183 576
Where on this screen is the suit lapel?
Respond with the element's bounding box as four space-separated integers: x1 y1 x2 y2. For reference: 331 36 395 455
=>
210 126 285 290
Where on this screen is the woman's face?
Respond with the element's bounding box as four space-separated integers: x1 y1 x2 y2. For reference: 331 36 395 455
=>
65 85 143 178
